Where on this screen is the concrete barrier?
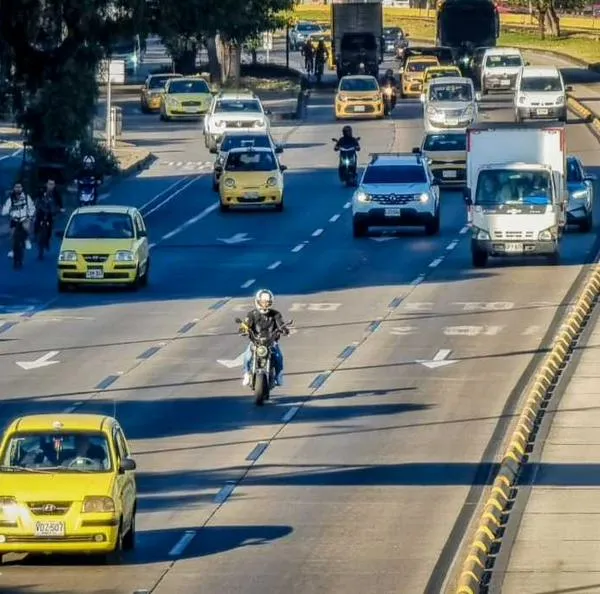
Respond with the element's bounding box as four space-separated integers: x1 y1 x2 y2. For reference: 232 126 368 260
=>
454 266 600 593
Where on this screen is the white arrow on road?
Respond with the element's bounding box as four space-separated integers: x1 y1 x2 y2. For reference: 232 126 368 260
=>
416 349 457 369
370 237 396 242
217 233 252 245
217 352 245 368
17 351 60 370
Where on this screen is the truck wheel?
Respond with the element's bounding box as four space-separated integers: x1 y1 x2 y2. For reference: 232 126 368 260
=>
472 249 488 268
548 251 560 265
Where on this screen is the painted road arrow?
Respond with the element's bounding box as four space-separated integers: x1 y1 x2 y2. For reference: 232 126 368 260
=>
217 352 245 368
217 233 252 245
17 351 60 370
416 349 457 369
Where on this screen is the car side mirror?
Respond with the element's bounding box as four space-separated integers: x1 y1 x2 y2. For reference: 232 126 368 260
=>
275 145 284 154
331 137 337 142
566 85 573 92
463 188 472 205
525 61 531 66
138 229 147 238
55 230 64 238
214 165 223 173
265 109 272 116
405 33 409 38
119 458 136 473
209 146 218 154
280 164 287 171
412 147 421 154
585 174 597 182
475 92 481 101
356 136 361 141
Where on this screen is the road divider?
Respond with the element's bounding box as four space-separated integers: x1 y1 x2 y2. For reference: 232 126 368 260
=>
454 264 600 594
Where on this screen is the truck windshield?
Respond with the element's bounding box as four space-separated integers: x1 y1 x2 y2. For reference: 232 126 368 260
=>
486 55 522 68
429 83 472 101
476 170 552 206
520 77 562 92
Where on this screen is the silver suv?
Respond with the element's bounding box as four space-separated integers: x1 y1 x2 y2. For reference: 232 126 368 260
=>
351 151 441 237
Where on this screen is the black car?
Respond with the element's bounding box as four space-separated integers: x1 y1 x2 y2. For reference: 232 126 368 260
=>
383 27 406 55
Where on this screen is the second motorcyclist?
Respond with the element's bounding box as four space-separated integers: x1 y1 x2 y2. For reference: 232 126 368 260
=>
314 39 328 77
76 155 102 204
381 68 398 110
333 125 361 180
34 179 64 254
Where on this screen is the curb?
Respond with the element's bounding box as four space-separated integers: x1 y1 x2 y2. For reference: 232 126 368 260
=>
454 265 600 594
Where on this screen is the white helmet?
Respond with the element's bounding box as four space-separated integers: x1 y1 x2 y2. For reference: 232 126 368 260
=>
254 289 273 314
83 155 95 168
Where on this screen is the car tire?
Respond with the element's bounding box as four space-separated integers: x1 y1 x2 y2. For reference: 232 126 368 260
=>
57 281 69 293
425 213 440 236
472 249 488 267
140 258 150 287
122 508 136 551
548 250 560 265
580 211 593 232
352 217 368 237
219 202 229 212
103 521 124 564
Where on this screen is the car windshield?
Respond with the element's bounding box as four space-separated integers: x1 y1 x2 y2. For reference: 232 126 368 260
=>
340 78 378 92
215 99 262 113
407 61 438 73
1 431 112 472
384 27 403 37
226 151 276 172
428 69 460 80
298 23 321 32
520 76 562 92
149 75 179 89
423 133 466 151
363 164 427 184
65 212 134 239
221 135 271 152
567 159 583 182
168 79 210 94
476 170 552 205
429 83 472 101
486 54 522 68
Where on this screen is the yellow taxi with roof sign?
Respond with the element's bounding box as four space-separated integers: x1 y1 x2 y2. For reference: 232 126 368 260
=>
0 414 137 561
422 65 462 95
218 146 286 212
400 56 440 98
56 205 150 292
335 75 384 120
160 75 213 121
140 72 183 113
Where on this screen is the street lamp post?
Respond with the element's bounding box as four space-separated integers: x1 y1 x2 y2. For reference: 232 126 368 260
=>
105 57 112 148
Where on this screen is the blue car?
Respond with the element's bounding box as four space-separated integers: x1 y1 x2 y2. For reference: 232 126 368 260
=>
566 155 595 232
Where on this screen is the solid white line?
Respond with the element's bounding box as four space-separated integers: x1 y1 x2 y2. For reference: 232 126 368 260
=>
267 261 281 270
459 226 469 235
291 244 305 252
138 176 190 212
241 279 256 289
168 530 196 556
63 405 77 413
282 406 299 423
312 228 323 237
143 176 200 217
343 202 351 209
429 257 444 268
446 240 459 251
214 481 236 504
0 147 23 162
148 242 156 249
329 214 341 222
156 203 219 245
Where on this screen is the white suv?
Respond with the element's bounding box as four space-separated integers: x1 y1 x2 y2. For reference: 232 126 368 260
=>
480 47 524 94
203 92 271 151
514 66 570 123
351 151 440 237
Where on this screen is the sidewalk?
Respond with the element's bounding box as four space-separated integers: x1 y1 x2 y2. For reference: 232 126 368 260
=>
492 308 600 593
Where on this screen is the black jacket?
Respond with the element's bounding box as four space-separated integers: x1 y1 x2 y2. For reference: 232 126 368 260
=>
38 189 63 211
334 136 360 151
242 309 288 339
381 75 397 88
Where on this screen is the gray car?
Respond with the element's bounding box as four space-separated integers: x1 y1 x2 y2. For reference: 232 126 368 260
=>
289 22 323 51
422 77 479 133
566 154 595 232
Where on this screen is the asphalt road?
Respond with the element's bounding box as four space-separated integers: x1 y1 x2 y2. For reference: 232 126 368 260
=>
1 49 600 594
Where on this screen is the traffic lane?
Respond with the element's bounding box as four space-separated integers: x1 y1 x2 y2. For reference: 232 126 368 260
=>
524 49 600 87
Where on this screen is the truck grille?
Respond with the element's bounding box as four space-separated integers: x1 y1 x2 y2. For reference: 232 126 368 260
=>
492 230 535 240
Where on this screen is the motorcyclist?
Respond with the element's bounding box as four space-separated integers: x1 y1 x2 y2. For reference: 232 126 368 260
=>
302 39 314 74
76 155 101 201
239 289 289 387
1 182 35 258
315 40 328 74
334 125 361 178
381 68 397 89
34 179 64 249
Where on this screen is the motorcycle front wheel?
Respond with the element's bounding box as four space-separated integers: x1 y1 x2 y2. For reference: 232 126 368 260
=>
254 372 269 406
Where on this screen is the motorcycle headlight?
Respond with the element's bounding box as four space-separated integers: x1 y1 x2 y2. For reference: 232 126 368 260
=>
115 250 135 262
355 191 371 203
82 496 115 513
473 227 490 240
266 177 277 187
571 189 587 200
556 95 565 105
416 193 429 203
256 345 268 357
59 250 77 262
223 178 236 188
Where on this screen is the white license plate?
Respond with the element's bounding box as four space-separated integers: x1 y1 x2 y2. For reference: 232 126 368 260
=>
35 521 65 537
505 243 523 252
385 208 401 217
537 108 549 115
86 269 104 279
353 105 365 112
245 192 259 199
446 118 459 126
184 106 199 113
501 79 511 86
442 170 457 178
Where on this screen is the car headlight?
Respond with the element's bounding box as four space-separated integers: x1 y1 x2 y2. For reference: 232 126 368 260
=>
266 177 277 187
415 193 429 203
115 250 135 262
223 178 236 188
463 105 474 117
473 227 490 240
374 92 382 101
427 105 438 115
59 250 77 262
82 496 115 513
167 97 178 106
0 497 17 509
255 345 268 357
538 227 556 241
253 120 265 128
355 190 371 203
337 94 347 102
571 189 587 200
518 96 527 105
556 95 565 105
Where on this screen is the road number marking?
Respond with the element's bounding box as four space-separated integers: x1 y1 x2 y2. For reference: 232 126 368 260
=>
289 303 342 312
443 325 505 336
453 302 515 311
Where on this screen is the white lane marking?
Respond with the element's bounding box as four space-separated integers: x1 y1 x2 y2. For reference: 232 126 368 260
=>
417 348 457 369
16 351 60 370
267 260 281 270
157 203 219 243
217 352 245 368
168 530 196 556
63 405 77 413
329 214 340 222
241 279 256 289
446 240 459 251
214 481 236 504
522 325 542 336
282 406 300 423
454 302 514 311
312 228 323 237
444 325 504 336
138 176 191 213
343 202 351 209
429 257 444 268
410 274 425 286
0 147 23 162
291 243 305 252
289 302 342 311
143 176 201 217
459 226 469 234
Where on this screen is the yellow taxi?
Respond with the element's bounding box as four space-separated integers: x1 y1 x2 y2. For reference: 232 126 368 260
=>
56 205 150 292
159 75 213 121
335 75 384 120
0 414 137 561
140 72 182 113
422 65 462 95
218 146 286 212
306 31 334 70
420 130 467 187
400 56 440 98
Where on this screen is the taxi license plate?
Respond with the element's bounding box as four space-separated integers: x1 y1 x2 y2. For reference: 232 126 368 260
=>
353 105 365 112
385 208 401 217
244 192 259 200
35 521 65 537
184 106 199 113
86 269 104 279
501 79 511 86
442 170 457 178
537 108 549 115
505 243 523 252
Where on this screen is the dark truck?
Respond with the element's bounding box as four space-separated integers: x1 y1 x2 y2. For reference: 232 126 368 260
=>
436 0 499 66
331 0 383 79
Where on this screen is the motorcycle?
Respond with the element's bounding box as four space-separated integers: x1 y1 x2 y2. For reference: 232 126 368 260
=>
382 84 396 116
332 137 360 187
235 317 293 406
77 178 99 207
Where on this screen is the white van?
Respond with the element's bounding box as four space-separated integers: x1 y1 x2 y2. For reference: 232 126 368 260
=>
480 47 524 94
514 66 570 123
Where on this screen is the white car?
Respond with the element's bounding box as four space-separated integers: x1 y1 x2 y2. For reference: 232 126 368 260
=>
351 151 440 237
514 65 570 123
203 92 271 151
422 76 479 133
480 47 524 94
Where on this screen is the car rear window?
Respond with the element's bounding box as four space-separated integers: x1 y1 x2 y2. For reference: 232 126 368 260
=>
363 164 427 184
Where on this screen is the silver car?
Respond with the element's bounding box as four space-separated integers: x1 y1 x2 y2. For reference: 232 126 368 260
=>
566 154 595 232
422 77 479 133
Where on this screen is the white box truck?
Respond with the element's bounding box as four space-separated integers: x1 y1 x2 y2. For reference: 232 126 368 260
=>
465 122 567 267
